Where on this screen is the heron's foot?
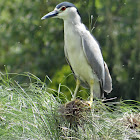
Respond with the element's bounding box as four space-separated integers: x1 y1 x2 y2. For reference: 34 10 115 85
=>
71 96 76 101
86 100 93 107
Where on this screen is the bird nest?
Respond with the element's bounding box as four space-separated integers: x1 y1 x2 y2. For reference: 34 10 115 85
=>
59 99 91 127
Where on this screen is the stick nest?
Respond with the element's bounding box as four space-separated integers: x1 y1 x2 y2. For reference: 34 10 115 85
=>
59 99 91 126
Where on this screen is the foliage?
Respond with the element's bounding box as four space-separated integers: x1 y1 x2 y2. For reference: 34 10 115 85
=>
0 0 140 101
0 73 140 139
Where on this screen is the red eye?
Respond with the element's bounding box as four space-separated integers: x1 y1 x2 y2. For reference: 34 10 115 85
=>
61 7 66 11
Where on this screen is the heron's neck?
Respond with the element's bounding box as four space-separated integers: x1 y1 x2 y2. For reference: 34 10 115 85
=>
64 14 81 27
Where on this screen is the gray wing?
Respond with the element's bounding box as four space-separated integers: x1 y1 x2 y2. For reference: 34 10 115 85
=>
81 32 112 93
81 33 105 84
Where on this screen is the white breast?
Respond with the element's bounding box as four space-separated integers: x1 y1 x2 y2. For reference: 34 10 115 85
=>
64 22 98 85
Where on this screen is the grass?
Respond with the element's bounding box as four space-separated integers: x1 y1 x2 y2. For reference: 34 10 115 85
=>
0 72 140 140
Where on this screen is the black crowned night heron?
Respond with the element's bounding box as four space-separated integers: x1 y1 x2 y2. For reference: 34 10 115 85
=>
41 2 112 105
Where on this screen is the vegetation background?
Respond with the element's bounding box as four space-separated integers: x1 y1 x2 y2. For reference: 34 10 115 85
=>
0 0 140 100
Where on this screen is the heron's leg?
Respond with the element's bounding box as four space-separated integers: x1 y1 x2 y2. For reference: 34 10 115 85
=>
89 80 94 106
71 79 80 100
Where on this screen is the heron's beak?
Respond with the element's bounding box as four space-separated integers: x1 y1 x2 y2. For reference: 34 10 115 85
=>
41 10 58 20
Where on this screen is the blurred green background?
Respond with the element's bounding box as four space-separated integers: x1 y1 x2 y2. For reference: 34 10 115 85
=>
0 0 139 100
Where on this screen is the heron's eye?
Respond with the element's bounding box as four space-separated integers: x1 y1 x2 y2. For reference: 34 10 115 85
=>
61 6 66 11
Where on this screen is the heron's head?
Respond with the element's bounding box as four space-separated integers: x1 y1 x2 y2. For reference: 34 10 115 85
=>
41 2 80 21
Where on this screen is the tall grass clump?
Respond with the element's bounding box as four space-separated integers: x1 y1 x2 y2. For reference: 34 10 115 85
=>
0 72 63 139
0 72 140 139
